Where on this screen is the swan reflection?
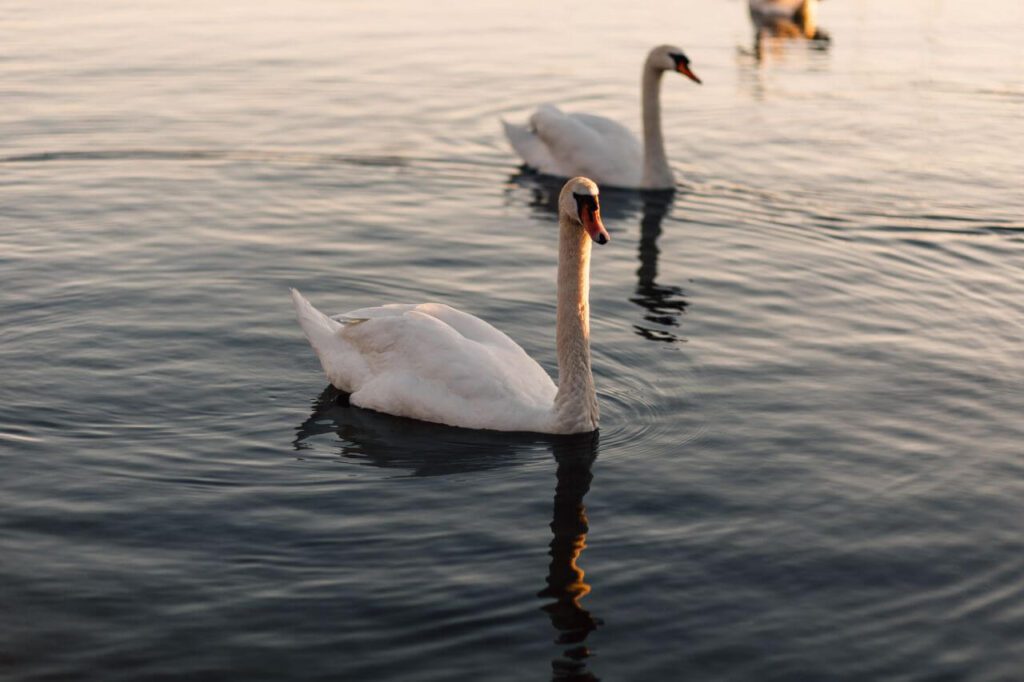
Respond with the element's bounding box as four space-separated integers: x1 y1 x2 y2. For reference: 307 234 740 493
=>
544 433 602 680
506 169 642 223
632 191 689 343
505 171 689 345
293 385 554 476
293 390 603 678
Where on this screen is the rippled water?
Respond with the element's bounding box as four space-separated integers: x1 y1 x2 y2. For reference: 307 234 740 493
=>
3 0 1023 679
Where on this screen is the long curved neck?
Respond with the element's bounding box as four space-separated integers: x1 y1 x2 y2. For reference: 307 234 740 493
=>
641 65 673 189
553 215 599 433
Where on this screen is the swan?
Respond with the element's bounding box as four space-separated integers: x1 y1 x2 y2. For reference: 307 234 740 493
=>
502 45 701 191
749 0 825 39
291 177 611 435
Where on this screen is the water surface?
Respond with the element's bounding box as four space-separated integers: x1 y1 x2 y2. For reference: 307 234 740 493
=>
2 1 1023 679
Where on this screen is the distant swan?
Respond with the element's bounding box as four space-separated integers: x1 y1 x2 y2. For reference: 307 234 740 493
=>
502 45 701 190
291 177 611 434
749 0 826 40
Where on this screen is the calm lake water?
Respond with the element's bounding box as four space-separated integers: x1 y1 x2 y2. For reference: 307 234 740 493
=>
2 0 1023 679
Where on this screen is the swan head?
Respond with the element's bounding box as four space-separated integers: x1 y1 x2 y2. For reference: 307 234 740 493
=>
560 177 610 245
647 44 702 84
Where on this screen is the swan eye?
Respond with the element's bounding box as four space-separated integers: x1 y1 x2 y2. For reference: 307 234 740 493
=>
669 52 689 67
573 193 599 221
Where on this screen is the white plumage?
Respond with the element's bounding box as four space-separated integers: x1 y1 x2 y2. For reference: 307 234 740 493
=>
504 106 646 189
502 45 701 190
291 177 612 434
292 293 559 432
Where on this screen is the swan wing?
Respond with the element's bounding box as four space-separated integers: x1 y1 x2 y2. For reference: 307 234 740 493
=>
502 118 559 173
568 112 641 148
292 290 558 432
523 105 643 188
339 302 523 354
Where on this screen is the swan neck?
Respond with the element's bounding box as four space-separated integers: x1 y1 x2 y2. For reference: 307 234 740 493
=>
641 65 673 190
554 215 599 433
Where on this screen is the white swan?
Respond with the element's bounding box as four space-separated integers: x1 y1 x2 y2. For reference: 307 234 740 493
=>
502 45 701 191
291 177 611 434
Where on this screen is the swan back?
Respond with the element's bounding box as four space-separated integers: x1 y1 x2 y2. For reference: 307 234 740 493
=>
292 290 560 432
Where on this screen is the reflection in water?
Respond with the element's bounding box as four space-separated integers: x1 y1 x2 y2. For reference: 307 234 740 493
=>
507 168 562 217
543 433 602 681
632 191 689 343
505 168 642 223
505 171 689 344
293 386 554 476
748 0 831 61
294 388 604 679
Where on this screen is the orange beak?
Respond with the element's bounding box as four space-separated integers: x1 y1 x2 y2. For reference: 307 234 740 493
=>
581 205 610 245
677 64 702 84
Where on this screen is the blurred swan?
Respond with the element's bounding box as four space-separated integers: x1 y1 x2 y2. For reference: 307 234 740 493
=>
291 177 611 434
502 45 701 190
749 0 828 41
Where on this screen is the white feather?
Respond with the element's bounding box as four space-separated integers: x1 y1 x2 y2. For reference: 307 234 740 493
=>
292 290 559 432
526 105 644 189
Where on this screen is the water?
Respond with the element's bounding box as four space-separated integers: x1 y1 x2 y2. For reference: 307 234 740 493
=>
2 0 1023 679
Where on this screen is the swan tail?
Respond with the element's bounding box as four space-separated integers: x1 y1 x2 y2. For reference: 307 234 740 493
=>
290 288 358 392
502 117 558 174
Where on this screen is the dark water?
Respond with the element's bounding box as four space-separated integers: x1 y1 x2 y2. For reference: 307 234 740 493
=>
2 1 1023 679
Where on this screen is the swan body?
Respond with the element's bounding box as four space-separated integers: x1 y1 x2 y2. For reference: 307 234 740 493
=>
504 106 645 189
503 45 701 191
292 177 611 435
291 295 559 432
